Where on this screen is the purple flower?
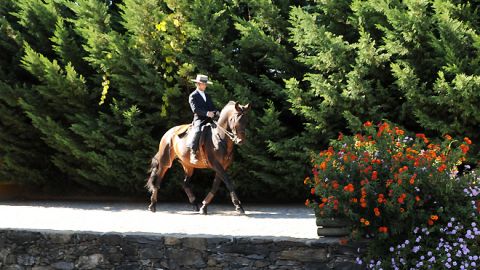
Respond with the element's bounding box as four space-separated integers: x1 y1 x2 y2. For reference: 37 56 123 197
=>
389 247 394 252
412 246 420 253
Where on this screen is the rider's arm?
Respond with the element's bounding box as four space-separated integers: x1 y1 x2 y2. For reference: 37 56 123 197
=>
189 94 208 117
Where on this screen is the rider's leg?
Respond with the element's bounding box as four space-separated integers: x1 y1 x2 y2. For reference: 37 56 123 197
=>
187 122 202 163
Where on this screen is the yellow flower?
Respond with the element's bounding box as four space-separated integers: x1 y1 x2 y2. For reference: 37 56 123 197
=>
156 21 167 32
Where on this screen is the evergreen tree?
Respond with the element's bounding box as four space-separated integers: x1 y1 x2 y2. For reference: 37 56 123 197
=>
2 0 478 202
0 0 57 185
285 0 480 163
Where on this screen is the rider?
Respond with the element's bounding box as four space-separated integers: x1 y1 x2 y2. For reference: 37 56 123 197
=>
187 74 219 163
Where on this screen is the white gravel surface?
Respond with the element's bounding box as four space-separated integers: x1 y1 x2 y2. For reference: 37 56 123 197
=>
0 201 318 240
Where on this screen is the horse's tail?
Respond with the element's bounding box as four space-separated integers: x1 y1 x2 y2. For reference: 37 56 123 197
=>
145 127 179 193
146 155 160 193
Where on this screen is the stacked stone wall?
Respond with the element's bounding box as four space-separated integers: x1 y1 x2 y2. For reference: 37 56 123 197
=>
0 230 364 269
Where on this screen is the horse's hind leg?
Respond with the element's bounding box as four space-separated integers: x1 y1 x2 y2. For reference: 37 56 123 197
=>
199 175 222 215
181 165 199 211
147 157 168 212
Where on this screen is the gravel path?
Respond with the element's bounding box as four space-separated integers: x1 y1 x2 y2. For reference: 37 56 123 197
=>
0 201 318 240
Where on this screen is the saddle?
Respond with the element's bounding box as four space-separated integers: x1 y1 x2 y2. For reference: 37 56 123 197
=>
175 124 213 161
176 123 213 139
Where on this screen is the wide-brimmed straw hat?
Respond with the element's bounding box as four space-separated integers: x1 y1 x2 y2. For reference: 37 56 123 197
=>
191 74 213 84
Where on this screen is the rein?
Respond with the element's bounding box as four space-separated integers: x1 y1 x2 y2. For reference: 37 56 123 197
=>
213 119 240 144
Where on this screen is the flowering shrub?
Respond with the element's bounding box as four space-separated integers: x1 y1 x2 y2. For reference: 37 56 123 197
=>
305 121 480 268
359 182 480 269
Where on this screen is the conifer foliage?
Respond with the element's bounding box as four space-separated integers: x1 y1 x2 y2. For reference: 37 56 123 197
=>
0 0 479 200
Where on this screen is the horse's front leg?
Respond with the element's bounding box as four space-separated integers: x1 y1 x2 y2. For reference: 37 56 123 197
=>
207 164 245 214
199 176 221 215
183 177 199 211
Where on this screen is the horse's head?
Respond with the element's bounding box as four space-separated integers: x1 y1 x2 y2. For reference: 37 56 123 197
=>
221 102 251 145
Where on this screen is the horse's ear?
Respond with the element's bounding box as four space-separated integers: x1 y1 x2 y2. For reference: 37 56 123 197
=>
235 102 242 112
243 103 251 112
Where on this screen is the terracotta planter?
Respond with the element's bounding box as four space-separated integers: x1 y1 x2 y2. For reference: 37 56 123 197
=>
316 217 350 237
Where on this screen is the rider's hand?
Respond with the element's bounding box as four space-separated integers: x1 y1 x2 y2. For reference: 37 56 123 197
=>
207 111 215 118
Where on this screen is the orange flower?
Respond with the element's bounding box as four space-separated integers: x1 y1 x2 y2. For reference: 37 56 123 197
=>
371 171 378 180
322 197 328 203
305 199 310 206
444 134 452 140
416 133 429 144
414 159 420 167
332 181 339 190
397 193 407 204
428 219 434 226
399 166 409 173
364 121 372 127
464 137 472 145
377 194 385 203
400 207 405 213
415 196 421 202
378 226 388 233
438 164 447 172
338 132 344 141
395 127 404 135
377 123 388 137
364 220 370 226
460 144 469 154
409 173 417 185
374 207 381 217
319 161 327 170
310 187 315 195
304 177 310 185
430 215 439 221
343 183 355 193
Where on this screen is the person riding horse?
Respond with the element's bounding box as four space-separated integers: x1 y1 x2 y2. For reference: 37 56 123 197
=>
187 74 219 163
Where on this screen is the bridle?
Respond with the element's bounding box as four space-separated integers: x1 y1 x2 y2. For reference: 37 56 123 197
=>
213 112 245 145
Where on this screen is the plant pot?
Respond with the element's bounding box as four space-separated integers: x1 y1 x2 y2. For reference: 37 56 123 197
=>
316 217 350 237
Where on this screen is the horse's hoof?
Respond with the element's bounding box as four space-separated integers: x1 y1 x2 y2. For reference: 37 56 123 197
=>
192 203 200 212
236 206 245 215
148 205 156 213
199 206 207 215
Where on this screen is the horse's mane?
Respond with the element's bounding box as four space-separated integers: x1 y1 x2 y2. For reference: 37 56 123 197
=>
221 101 236 113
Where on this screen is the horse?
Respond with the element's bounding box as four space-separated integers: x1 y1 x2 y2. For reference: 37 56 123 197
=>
146 101 251 214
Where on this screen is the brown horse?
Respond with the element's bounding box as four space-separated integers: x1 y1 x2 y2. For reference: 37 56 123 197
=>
146 101 251 214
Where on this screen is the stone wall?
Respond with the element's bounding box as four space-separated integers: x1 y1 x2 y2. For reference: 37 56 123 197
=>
0 230 365 270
